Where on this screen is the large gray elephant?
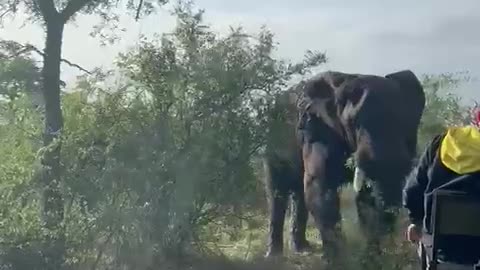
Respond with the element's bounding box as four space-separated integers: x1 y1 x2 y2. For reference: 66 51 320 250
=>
262 70 426 259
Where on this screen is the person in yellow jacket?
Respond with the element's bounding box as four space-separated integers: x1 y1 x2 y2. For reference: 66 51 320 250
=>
403 107 480 265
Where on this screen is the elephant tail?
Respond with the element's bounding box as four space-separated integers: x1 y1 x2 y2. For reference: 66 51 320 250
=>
353 167 366 193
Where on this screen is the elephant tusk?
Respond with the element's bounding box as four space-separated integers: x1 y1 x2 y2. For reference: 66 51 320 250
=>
353 167 366 193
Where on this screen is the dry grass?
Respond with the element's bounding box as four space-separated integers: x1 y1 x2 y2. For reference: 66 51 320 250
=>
192 184 421 270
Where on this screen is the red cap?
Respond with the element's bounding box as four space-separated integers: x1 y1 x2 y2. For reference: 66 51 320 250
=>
472 106 480 127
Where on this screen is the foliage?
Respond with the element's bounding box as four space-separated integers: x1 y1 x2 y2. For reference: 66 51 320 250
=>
0 4 326 269
0 0 168 25
2 0 174 267
0 43 41 102
0 94 44 269
417 72 471 150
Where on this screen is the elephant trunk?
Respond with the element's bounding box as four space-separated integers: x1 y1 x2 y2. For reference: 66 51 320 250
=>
354 132 415 207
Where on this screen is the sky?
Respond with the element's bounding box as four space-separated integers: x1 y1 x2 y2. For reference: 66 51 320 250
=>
1 0 479 103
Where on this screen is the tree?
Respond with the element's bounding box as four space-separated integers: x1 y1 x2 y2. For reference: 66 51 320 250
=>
1 0 169 268
417 72 471 150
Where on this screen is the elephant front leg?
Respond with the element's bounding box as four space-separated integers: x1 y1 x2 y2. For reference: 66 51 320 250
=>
355 185 382 245
355 184 397 268
302 141 346 261
265 191 288 257
354 166 400 240
290 188 311 253
304 175 343 259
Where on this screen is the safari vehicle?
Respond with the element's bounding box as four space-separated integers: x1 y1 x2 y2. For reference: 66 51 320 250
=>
419 189 480 270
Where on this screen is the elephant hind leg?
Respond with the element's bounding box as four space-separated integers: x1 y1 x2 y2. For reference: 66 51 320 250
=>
290 187 311 253
263 160 290 257
265 190 288 257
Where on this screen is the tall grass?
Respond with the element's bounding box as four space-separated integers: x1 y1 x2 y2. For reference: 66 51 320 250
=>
193 184 421 270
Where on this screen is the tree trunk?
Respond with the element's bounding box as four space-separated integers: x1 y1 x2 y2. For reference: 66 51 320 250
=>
41 18 66 270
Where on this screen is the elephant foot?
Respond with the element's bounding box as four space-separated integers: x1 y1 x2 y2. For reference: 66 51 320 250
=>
264 246 283 258
321 234 345 261
291 239 312 254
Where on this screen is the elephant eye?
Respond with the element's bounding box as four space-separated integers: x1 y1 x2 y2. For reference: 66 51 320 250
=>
297 110 312 131
305 103 312 112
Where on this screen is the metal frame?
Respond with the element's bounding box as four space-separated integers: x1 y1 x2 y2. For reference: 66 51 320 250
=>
421 189 480 270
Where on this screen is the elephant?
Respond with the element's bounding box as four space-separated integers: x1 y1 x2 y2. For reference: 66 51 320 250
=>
262 70 426 259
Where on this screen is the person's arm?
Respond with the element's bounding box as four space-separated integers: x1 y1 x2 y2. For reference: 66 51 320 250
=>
402 133 444 225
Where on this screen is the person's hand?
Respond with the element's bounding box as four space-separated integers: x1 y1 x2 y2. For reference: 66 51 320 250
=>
405 223 422 243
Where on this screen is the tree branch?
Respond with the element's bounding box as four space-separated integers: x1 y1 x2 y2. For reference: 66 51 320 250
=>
27 44 92 74
135 0 144 21
61 0 93 22
0 7 13 22
4 43 92 75
36 0 59 21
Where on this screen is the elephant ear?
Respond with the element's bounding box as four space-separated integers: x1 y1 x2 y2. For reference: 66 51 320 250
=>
385 70 426 116
385 70 423 94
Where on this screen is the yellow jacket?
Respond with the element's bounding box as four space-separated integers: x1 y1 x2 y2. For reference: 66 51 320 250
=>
440 125 480 174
